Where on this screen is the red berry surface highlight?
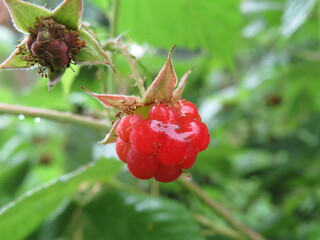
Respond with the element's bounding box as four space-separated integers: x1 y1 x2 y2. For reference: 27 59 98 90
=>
115 100 210 183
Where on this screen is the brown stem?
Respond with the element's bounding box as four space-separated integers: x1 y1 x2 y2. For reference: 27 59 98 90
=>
179 175 267 240
0 103 109 131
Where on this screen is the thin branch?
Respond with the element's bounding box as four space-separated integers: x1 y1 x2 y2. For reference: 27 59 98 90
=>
194 214 244 240
0 103 110 131
106 0 122 93
288 47 320 62
120 44 146 95
179 175 266 240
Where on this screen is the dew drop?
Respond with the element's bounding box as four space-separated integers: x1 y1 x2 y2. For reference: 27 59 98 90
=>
34 117 41 123
18 114 25 120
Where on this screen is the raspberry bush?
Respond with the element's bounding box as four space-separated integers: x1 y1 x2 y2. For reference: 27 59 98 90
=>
116 100 210 182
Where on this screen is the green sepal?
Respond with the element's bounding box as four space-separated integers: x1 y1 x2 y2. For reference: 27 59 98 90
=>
47 68 67 90
0 41 32 70
4 0 51 33
76 26 113 69
52 0 83 29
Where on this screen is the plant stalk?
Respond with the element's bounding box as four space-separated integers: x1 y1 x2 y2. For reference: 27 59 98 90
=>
106 0 121 93
0 103 109 131
194 214 244 239
179 175 266 240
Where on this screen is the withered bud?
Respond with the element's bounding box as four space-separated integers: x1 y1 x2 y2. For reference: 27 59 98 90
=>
23 16 85 75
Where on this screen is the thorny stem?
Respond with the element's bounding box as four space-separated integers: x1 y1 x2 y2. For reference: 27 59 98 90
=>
121 44 146 95
0 103 109 131
179 175 267 240
0 102 265 240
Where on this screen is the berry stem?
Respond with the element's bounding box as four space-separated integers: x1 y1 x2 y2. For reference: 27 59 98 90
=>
0 103 109 131
179 175 266 240
150 179 160 196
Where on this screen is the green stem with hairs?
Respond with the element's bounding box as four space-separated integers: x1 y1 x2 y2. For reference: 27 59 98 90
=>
0 103 109 131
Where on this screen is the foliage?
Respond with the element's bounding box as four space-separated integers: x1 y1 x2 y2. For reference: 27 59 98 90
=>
0 0 320 239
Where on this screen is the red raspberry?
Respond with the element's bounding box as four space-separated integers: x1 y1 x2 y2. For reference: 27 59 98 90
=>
115 100 210 183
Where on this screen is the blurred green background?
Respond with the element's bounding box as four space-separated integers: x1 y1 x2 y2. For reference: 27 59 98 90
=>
0 0 320 239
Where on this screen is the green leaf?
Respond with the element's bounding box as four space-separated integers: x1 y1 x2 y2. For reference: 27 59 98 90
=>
0 41 32 70
4 0 51 33
82 190 204 240
61 65 81 94
33 201 79 240
0 153 30 201
281 0 317 37
118 0 242 65
76 26 112 67
52 0 83 29
0 158 121 240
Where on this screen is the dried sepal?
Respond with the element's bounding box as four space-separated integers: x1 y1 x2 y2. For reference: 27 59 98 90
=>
4 0 50 33
143 46 178 103
81 87 142 114
173 67 193 100
100 120 119 144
